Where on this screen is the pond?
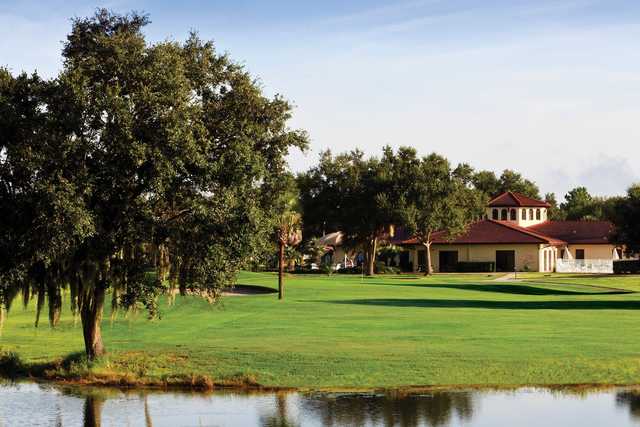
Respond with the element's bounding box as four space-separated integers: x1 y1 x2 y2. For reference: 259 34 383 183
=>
1 383 640 426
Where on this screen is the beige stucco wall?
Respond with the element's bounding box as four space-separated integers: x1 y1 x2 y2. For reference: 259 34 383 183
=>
565 244 616 260
407 243 616 273
408 243 550 272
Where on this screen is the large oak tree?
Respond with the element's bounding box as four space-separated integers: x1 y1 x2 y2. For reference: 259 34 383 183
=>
0 10 307 358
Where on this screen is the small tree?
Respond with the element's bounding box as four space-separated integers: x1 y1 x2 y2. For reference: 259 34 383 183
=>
284 246 303 271
561 187 595 220
302 237 327 269
297 147 400 276
613 184 640 254
276 212 302 300
544 193 566 220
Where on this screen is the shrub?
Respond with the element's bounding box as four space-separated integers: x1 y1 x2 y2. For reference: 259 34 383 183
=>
455 262 495 273
614 260 640 274
0 351 25 379
336 266 363 274
319 263 333 276
378 265 400 274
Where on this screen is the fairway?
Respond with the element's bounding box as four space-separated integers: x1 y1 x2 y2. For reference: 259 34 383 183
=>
2 272 640 389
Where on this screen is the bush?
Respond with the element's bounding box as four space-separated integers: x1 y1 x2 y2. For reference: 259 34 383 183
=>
0 351 25 379
614 260 640 274
336 266 363 274
455 262 495 273
319 263 333 276
378 265 400 274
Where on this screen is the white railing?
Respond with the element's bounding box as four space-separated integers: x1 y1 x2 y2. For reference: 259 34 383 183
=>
556 259 613 274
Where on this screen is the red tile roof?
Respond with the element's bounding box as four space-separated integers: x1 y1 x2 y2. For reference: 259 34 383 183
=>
401 219 565 245
528 221 615 245
487 191 550 208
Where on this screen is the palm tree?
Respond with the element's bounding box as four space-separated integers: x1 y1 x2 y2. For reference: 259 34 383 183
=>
276 212 302 300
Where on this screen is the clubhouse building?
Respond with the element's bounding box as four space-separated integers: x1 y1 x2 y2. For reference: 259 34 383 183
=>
400 192 619 273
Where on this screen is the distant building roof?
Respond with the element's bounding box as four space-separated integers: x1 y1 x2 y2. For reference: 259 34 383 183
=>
528 221 615 245
401 219 565 246
487 191 550 208
317 231 343 247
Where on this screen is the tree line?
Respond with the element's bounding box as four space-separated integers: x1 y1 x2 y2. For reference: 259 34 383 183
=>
293 147 640 275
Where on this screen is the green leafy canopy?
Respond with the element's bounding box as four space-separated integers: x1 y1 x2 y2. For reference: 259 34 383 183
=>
0 10 307 353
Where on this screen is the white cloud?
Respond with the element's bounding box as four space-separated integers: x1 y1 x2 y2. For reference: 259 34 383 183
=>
575 156 639 196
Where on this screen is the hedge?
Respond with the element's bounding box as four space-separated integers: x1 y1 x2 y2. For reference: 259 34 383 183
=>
614 260 640 274
455 261 496 273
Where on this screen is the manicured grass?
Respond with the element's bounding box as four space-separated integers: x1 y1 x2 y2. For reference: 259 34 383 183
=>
2 272 640 389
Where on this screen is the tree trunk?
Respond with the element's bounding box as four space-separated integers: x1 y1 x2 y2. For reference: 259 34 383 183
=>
34 287 45 328
278 241 285 300
81 284 106 360
0 305 5 337
366 237 378 276
424 242 434 276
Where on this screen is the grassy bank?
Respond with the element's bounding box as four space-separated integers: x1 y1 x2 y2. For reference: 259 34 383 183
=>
2 271 640 390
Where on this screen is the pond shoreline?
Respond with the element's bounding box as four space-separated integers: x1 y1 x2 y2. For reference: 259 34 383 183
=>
4 369 640 395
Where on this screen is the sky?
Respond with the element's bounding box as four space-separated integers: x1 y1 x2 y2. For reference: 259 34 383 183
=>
1 0 640 198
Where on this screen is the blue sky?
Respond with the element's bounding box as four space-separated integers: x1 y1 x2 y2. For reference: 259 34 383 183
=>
2 0 640 198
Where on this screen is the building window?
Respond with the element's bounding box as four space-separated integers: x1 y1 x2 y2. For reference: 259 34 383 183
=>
492 209 499 220
536 209 541 220
529 209 534 220
521 209 526 220
501 209 508 220
575 249 585 260
510 209 516 220
560 249 565 259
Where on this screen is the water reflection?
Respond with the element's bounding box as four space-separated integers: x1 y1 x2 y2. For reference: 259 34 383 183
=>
82 395 103 427
2 383 640 426
617 391 640 419
259 393 298 427
300 392 473 427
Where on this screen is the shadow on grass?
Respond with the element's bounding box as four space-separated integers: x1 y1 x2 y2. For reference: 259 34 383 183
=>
326 299 640 310
520 281 634 294
358 282 634 296
227 284 278 295
0 351 87 380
